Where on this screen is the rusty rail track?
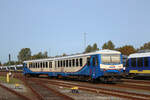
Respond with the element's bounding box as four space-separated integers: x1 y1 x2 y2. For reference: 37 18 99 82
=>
38 79 150 100
123 79 150 84
0 83 31 100
20 77 73 100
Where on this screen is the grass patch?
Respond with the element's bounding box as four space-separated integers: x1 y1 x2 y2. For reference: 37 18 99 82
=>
0 76 22 84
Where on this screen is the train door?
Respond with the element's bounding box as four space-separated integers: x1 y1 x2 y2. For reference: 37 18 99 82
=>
90 55 99 79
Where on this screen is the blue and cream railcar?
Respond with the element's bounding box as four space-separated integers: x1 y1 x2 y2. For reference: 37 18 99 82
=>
126 52 150 77
23 50 123 82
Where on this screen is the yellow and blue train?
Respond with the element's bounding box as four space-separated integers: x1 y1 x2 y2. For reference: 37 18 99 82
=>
126 52 150 77
23 50 123 82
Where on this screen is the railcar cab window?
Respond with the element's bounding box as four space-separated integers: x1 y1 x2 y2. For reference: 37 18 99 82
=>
131 58 136 67
144 57 149 67
101 54 120 64
137 58 143 67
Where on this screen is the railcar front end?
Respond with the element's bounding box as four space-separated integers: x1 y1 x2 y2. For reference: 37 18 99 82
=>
98 54 123 82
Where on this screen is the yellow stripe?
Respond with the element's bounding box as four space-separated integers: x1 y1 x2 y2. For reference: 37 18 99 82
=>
129 70 150 74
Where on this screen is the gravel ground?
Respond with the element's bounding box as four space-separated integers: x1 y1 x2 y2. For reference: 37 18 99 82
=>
46 84 125 100
0 86 23 100
0 82 39 100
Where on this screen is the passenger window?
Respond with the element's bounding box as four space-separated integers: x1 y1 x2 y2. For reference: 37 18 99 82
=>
43 62 45 68
76 59 79 67
87 57 90 66
80 58 83 66
36 63 38 68
55 61 56 68
66 60 68 67
58 61 60 67
46 62 48 68
49 62 52 68
72 59 75 67
69 60 71 67
137 58 143 67
63 60 65 67
61 61 63 67
144 57 149 67
131 58 136 67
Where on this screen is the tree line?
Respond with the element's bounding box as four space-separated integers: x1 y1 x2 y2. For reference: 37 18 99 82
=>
84 41 150 56
0 41 150 66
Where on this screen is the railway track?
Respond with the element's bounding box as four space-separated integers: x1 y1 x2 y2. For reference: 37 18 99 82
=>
0 82 31 100
37 78 150 100
21 78 73 100
122 79 150 84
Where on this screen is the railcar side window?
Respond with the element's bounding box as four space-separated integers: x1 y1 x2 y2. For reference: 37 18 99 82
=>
66 60 68 67
55 61 56 68
137 58 143 67
36 63 38 68
33 63 35 68
43 62 45 68
69 60 71 67
61 61 63 67
80 58 83 66
87 57 90 66
144 57 149 67
58 61 60 67
131 58 136 67
37 63 39 68
76 59 79 67
63 60 65 67
46 62 48 68
72 59 75 67
40 62 42 68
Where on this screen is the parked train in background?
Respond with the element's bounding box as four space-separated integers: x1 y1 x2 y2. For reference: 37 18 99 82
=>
0 64 23 72
126 52 150 78
23 50 124 82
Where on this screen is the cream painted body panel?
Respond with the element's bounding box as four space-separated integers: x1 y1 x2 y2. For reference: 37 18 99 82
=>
100 64 123 70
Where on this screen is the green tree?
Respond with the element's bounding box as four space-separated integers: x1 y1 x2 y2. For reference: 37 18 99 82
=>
0 61 2 66
117 45 136 56
102 40 115 50
18 48 31 62
62 53 67 56
139 42 150 50
92 43 99 51
31 51 48 60
85 45 92 53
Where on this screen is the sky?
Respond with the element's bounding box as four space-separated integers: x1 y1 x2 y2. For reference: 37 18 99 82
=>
0 0 150 63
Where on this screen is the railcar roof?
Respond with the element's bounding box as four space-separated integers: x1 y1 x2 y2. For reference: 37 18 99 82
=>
24 49 121 63
128 52 150 58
